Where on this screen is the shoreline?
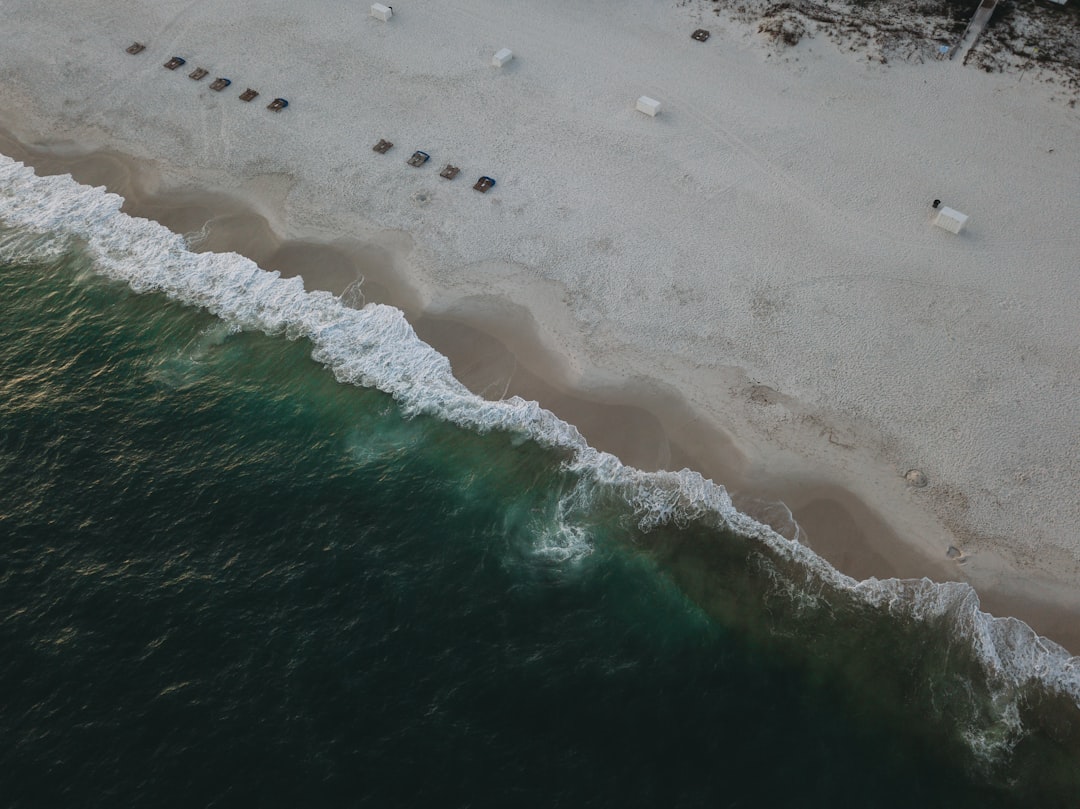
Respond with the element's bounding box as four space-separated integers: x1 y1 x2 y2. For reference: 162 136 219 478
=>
1 0 1079 652
5 129 1080 652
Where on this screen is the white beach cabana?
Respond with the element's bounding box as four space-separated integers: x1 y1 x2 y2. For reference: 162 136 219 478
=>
933 206 969 234
492 48 513 67
636 96 661 117
371 4 393 21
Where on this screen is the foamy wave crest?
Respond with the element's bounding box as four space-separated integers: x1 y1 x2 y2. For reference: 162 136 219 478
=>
2 154 1078 756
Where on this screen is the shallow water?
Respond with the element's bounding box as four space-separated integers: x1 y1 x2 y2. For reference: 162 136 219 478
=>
2 157 1080 805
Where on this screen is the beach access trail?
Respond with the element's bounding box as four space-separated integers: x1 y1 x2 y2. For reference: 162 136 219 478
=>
1 0 1079 644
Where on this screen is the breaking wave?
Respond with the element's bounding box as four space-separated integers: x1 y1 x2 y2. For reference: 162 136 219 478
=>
2 153 1079 785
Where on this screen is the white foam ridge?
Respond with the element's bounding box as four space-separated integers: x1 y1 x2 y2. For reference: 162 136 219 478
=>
2 153 1078 744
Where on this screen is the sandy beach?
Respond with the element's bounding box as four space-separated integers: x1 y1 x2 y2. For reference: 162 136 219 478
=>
2 0 1079 647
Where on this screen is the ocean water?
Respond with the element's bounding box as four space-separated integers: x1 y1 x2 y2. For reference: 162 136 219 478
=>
2 154 1079 806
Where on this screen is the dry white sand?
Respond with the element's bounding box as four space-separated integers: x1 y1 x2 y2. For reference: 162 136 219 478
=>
2 0 1079 637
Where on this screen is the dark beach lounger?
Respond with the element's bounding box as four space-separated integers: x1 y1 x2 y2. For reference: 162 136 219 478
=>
239 88 259 102
373 139 393 154
209 77 232 91
407 150 430 167
267 98 289 111
473 176 496 193
164 56 187 70
691 29 710 42
189 67 208 80
126 42 146 55
439 164 460 180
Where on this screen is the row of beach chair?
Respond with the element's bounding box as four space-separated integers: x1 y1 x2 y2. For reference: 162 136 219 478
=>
126 43 288 112
372 140 495 193
127 42 495 192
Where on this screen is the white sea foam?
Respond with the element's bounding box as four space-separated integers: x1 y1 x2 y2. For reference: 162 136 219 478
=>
2 153 1078 749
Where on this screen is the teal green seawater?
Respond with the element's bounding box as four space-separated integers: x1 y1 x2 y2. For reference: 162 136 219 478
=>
0 246 1077 807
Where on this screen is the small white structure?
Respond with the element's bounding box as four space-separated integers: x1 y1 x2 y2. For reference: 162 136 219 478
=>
636 96 661 117
933 206 969 234
492 48 513 68
370 3 393 21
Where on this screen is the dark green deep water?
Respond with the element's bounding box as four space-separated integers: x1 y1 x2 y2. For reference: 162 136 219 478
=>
0 252 1075 807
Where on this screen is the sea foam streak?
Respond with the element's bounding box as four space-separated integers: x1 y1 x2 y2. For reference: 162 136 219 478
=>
2 154 1078 757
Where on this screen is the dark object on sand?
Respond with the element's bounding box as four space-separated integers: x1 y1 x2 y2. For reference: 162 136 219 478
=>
473 176 496 193
440 164 460 180
189 67 208 80
126 43 146 55
240 88 259 102
373 139 394 154
209 77 232 91
932 199 941 209
164 56 187 70
407 150 430 167
267 98 289 111
691 29 711 42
